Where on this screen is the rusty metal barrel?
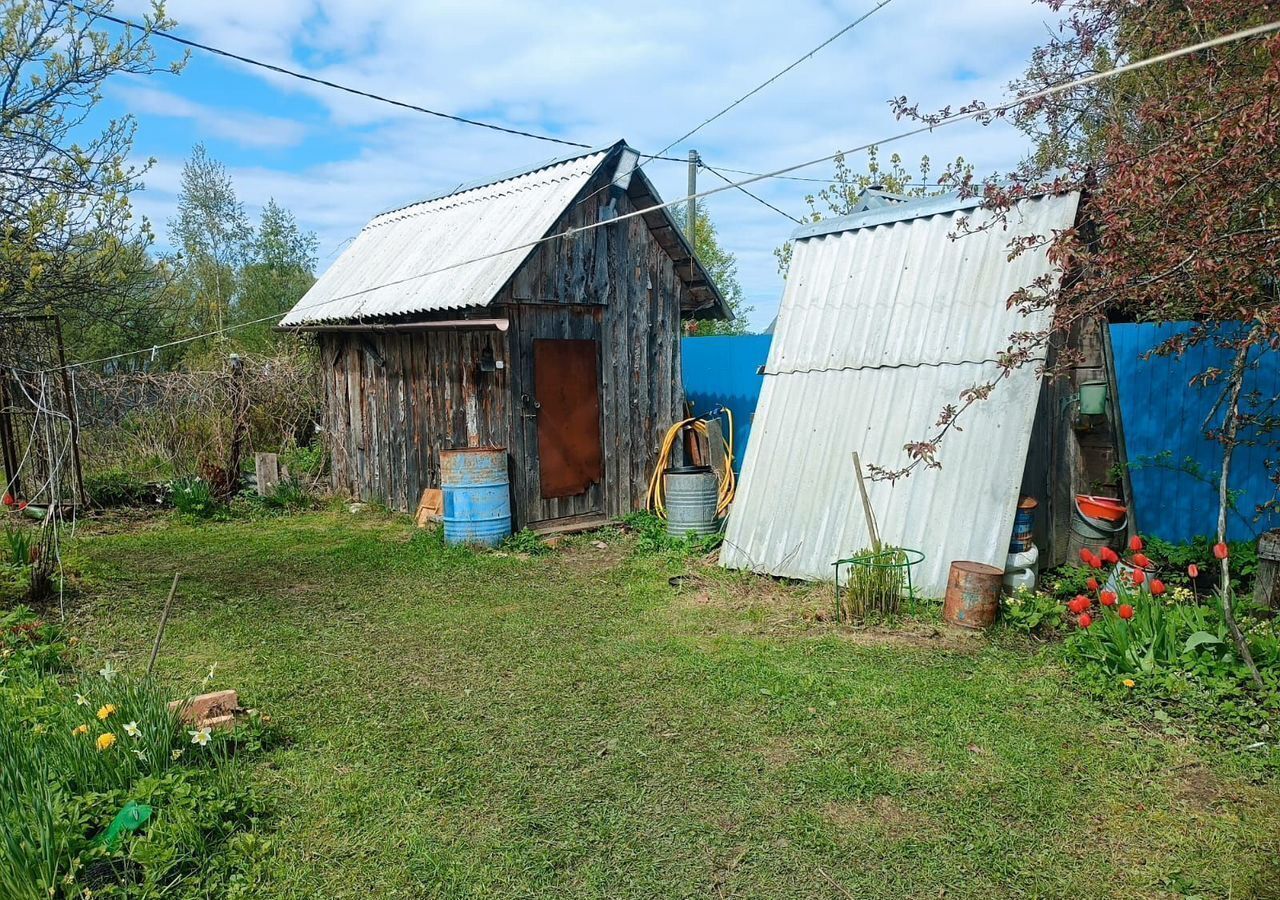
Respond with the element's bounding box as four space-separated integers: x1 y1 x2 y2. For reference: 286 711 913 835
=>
440 447 512 548
942 560 1004 629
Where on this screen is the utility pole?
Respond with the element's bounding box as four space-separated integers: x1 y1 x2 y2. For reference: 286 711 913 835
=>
686 149 699 245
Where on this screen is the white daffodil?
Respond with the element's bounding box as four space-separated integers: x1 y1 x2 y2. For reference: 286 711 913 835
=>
98 661 117 682
171 748 184 760
202 662 218 687
124 721 141 738
133 749 148 762
189 727 212 747
74 692 89 706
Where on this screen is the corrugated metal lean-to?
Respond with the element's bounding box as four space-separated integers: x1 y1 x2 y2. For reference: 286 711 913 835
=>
720 191 1081 597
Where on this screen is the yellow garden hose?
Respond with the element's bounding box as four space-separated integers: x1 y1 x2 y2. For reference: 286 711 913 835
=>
646 409 736 519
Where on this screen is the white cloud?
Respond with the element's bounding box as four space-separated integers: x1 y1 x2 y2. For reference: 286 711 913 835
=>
117 0 1067 330
114 81 309 149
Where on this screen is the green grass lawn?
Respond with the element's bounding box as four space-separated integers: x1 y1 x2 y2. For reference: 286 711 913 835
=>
67 510 1280 898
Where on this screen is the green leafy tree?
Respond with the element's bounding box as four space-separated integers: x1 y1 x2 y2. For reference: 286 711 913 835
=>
671 206 752 335
233 199 318 352
169 144 253 339
0 0 183 358
773 148 971 276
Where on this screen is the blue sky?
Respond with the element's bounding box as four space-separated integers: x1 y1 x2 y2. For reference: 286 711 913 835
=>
104 0 1065 331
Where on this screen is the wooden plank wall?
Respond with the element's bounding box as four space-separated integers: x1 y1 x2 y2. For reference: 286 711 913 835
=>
318 159 691 527
501 170 687 524
319 330 509 512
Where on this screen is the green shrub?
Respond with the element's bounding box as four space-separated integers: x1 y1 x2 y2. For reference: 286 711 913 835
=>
1001 588 1065 635
500 529 550 556
84 471 157 508
279 443 326 478
1 606 68 676
621 510 722 556
171 477 222 519
0 660 273 898
261 477 311 512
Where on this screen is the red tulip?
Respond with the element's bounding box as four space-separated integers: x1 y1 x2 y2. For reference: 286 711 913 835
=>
1118 604 1134 620
1132 553 1151 569
1187 564 1199 578
1078 613 1093 628
1131 568 1145 585
1100 591 1117 607
1088 554 1103 570
1068 596 1091 614
1150 579 1166 596
1079 548 1094 565
1129 535 1144 552
1100 547 1120 565
1086 577 1099 592
1213 542 1229 560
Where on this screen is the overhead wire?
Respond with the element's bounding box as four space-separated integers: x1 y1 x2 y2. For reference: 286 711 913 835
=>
29 18 1280 374
699 161 803 224
639 0 899 165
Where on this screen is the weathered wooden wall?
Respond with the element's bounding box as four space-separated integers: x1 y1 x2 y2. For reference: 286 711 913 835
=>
317 163 690 528
319 329 510 514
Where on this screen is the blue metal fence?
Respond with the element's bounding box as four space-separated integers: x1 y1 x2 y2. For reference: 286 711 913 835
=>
1110 323 1279 543
681 335 772 473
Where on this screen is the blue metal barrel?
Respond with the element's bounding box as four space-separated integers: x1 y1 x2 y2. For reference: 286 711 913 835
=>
440 447 512 548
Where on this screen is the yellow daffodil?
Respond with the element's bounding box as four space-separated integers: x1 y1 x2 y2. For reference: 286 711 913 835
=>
189 727 212 747
96 732 117 751
1122 678 1136 688
72 724 89 736
171 748 184 760
124 721 141 738
97 703 117 721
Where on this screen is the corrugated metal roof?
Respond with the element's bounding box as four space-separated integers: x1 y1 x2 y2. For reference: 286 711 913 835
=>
280 146 614 326
720 191 1081 596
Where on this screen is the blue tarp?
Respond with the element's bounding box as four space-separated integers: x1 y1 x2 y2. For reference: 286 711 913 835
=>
681 335 772 473
1110 322 1279 543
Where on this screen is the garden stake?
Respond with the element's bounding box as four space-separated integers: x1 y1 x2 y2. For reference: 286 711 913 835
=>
147 573 180 678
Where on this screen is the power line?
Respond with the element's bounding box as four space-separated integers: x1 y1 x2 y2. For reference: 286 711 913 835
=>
66 1 596 150
642 0 898 164
700 162 803 224
35 18 1280 373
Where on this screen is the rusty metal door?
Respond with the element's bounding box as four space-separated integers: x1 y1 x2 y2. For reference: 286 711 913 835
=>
532 339 603 501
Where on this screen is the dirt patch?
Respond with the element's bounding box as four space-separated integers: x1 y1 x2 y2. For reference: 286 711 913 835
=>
888 745 935 776
836 623 984 653
822 795 932 840
758 736 796 769
1172 765 1233 810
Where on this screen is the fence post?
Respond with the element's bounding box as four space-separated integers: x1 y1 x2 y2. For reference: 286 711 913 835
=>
225 354 248 499
53 317 87 508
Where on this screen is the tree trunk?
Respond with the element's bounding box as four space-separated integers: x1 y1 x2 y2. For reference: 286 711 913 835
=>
1217 340 1263 690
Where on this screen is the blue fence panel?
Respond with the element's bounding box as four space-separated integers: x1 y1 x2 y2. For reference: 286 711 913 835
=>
681 335 772 473
1110 322 1279 543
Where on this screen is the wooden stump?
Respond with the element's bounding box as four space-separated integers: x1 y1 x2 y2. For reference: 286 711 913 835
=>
254 452 281 497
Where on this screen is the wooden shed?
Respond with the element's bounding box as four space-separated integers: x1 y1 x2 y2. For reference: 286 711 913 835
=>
280 141 728 531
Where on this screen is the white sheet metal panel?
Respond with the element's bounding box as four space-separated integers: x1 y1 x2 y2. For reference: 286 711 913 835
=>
280 149 610 326
721 192 1081 596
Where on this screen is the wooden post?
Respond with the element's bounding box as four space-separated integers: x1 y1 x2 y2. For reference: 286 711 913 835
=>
1256 530 1280 613
147 574 181 679
52 317 87 508
254 452 281 497
0 375 21 500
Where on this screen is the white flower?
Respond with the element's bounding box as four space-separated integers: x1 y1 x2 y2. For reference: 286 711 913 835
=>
74 692 89 706
171 748 184 760
202 662 218 687
133 749 148 762
124 721 141 738
98 661 117 682
189 727 212 747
